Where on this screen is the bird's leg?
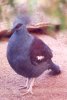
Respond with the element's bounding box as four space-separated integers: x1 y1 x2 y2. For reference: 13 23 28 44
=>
20 78 29 89
25 78 29 89
27 78 35 93
22 78 35 96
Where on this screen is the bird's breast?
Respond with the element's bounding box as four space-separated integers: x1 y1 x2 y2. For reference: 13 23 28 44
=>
7 33 34 66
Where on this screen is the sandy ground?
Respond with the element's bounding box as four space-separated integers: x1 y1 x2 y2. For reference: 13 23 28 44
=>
0 31 67 100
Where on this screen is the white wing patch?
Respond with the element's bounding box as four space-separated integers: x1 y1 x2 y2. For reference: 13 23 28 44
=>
36 56 44 61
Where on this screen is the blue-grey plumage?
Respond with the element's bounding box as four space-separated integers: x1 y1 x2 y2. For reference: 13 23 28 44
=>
13 14 30 27
7 24 61 95
7 24 50 77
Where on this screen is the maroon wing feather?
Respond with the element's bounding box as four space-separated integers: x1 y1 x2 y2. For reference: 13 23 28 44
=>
30 37 53 65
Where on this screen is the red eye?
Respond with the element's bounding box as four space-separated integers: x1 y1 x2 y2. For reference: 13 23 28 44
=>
11 23 23 33
14 23 23 29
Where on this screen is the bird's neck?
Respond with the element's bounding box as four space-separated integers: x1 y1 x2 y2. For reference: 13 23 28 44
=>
15 29 31 43
16 27 28 36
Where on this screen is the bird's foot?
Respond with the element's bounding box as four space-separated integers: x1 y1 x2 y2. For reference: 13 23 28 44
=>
19 85 27 89
22 88 33 96
19 78 29 90
21 78 35 96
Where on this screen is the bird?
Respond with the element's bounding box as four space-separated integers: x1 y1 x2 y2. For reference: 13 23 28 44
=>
7 23 61 95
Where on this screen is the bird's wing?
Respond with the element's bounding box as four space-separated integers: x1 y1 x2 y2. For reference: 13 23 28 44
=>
30 37 53 65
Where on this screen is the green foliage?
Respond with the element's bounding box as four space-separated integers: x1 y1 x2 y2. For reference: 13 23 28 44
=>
46 0 66 30
0 0 66 30
8 0 14 7
28 0 37 13
54 5 66 29
60 0 67 4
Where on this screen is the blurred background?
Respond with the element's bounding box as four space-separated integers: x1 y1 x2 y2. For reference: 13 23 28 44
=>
0 1 67 100
0 0 67 39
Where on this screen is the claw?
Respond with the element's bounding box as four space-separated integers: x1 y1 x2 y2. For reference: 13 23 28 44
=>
22 88 33 96
19 86 27 90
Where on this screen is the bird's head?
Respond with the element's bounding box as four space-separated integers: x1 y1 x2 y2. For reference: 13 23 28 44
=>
11 23 28 36
11 23 23 33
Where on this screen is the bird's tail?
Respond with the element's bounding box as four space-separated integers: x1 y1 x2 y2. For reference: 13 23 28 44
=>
49 60 61 75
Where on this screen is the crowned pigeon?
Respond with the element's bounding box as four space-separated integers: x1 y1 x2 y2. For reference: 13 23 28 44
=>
7 23 61 95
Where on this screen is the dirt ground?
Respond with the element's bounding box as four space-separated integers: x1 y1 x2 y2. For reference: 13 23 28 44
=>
0 31 67 100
